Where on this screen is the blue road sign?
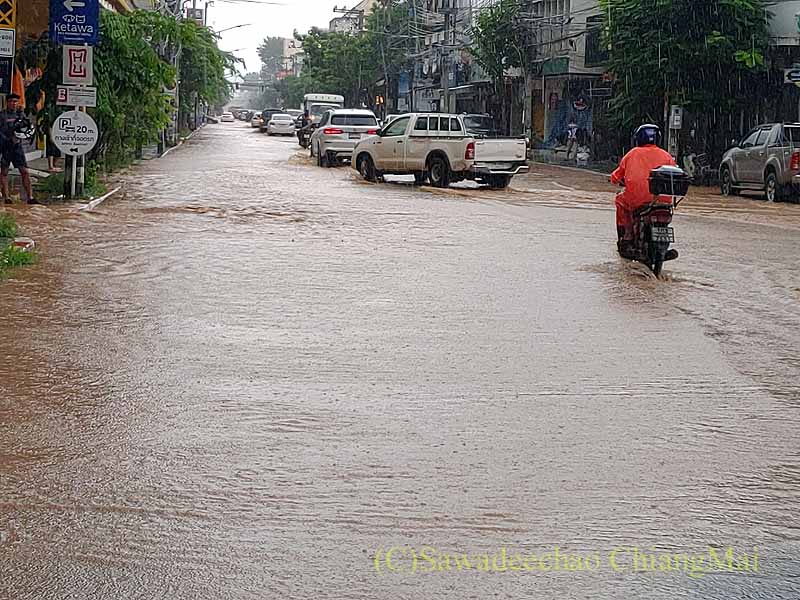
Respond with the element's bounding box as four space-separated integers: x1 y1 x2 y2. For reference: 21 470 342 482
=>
50 0 100 46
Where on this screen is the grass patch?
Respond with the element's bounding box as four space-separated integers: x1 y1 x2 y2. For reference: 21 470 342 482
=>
37 163 108 200
0 213 18 238
2 244 37 269
0 214 36 277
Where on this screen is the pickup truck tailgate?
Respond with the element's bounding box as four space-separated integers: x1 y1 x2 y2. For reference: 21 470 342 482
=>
474 139 527 162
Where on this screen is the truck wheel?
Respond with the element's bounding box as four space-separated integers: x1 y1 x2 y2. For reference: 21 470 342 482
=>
765 172 780 202
487 175 511 189
428 156 451 188
720 167 738 197
358 155 377 182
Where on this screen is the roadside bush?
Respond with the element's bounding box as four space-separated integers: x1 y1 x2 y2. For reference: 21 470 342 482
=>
0 213 18 238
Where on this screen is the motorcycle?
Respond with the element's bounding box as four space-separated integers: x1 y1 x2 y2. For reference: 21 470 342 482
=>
297 121 317 149
621 165 690 277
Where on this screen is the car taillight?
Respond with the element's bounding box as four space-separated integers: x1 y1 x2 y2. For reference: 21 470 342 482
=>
367 129 378 135
465 142 475 160
323 128 344 135
791 151 800 171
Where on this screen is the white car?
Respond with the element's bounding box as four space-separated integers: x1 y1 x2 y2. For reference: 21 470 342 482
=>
220 112 235 123
267 114 296 136
352 113 528 188
310 109 379 167
250 114 263 128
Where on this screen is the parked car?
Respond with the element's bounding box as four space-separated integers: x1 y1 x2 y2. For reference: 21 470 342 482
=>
220 112 236 123
259 108 284 133
284 109 302 121
719 122 800 202
267 113 297 136
310 109 379 167
250 113 263 128
352 112 529 188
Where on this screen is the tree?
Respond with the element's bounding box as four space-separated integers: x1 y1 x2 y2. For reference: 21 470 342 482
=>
257 36 285 78
179 20 240 127
19 10 236 169
469 2 529 84
275 2 413 109
468 2 531 134
600 0 770 157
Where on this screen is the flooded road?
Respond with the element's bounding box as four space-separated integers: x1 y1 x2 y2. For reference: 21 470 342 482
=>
1 124 799 599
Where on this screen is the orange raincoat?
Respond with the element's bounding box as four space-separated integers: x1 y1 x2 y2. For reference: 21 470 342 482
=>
610 145 676 237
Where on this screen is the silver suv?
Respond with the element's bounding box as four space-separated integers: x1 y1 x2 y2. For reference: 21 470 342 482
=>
310 109 379 167
719 123 800 202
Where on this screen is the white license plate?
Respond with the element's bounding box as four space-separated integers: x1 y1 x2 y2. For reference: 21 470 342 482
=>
651 226 675 243
348 133 361 139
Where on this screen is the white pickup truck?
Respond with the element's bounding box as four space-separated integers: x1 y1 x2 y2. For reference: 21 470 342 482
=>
351 113 529 189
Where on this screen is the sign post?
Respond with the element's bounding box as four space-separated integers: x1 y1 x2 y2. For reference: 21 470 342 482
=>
50 0 99 199
51 110 98 199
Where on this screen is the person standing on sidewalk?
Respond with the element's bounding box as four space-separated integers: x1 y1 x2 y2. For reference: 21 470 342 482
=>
0 94 34 203
565 119 579 161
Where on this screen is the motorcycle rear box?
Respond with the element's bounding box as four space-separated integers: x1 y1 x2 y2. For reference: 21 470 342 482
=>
649 165 690 196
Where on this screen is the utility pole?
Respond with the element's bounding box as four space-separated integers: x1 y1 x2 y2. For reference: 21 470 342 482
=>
441 11 450 113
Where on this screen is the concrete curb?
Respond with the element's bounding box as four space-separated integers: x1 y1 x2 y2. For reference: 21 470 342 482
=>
78 186 122 212
159 124 204 159
529 160 611 177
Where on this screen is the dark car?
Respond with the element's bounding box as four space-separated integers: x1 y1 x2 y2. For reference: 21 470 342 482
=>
259 108 283 133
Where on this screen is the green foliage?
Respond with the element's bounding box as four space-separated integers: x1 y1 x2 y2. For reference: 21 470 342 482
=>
179 21 240 126
600 0 770 139
2 245 37 270
0 215 35 277
258 37 285 78
94 10 179 168
18 11 235 172
0 213 18 238
469 2 529 83
39 161 106 199
280 2 413 108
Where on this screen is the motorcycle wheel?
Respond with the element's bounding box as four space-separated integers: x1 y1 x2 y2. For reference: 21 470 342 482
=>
650 241 669 278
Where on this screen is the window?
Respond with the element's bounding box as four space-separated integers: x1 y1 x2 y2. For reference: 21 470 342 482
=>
383 117 410 137
414 117 428 132
331 114 378 126
784 126 800 145
464 115 500 138
740 129 759 148
439 117 451 132
585 15 608 67
754 127 771 147
450 118 463 133
429 117 440 132
319 112 330 126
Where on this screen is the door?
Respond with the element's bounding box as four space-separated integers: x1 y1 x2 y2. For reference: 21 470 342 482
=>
374 116 410 170
745 126 773 183
731 128 760 183
406 116 430 171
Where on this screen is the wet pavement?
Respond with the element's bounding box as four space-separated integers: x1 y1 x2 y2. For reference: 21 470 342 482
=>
1 123 800 599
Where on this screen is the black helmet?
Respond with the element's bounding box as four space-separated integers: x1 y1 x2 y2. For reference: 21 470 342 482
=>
634 124 662 147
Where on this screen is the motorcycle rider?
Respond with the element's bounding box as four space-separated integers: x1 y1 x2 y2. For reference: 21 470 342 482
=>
610 124 677 260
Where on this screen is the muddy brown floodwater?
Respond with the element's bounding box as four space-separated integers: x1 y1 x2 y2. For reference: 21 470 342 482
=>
1 124 799 599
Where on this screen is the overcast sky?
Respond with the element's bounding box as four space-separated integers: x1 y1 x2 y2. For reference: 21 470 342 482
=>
207 0 343 75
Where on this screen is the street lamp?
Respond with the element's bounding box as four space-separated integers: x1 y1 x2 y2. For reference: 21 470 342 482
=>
214 23 254 35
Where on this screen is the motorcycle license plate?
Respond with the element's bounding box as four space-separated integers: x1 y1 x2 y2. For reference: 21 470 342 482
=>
651 226 675 243
349 133 361 139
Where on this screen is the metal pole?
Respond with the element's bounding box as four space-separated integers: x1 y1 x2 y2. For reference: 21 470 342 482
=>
70 154 77 199
77 107 86 196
